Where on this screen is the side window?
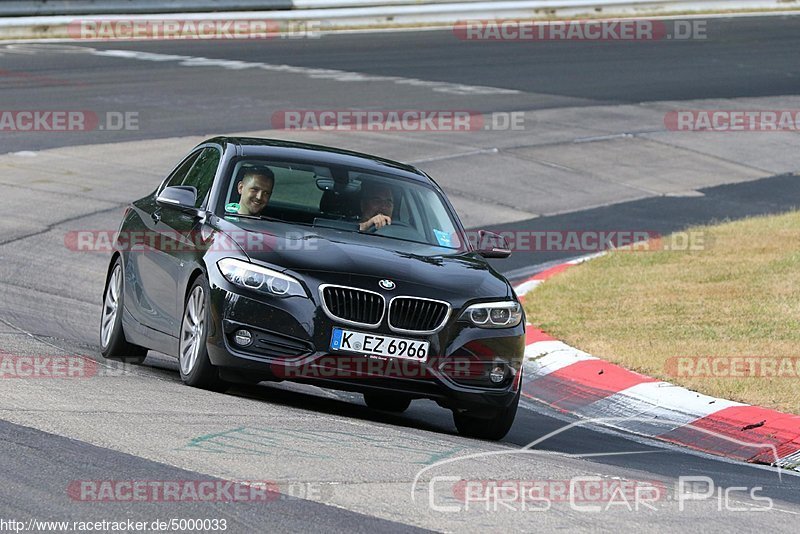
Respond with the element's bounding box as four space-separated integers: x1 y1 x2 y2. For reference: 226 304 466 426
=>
417 188 459 249
182 148 222 208
163 151 202 191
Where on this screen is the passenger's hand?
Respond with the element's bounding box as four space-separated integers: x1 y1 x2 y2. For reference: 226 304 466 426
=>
359 214 392 232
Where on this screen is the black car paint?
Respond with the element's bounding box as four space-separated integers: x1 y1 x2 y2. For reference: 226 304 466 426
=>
114 137 525 413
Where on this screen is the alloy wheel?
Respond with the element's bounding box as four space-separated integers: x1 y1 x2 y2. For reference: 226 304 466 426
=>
100 265 122 348
180 285 206 375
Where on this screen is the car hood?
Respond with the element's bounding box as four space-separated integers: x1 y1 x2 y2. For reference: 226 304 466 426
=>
216 218 512 300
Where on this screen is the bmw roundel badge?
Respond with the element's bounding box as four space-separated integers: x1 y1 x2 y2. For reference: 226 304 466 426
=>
379 279 396 290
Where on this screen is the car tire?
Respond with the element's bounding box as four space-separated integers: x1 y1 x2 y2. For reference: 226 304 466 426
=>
453 389 520 441
100 258 148 364
363 393 412 413
179 275 228 393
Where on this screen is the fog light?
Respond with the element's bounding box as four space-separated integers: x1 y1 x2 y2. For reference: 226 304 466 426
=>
489 365 506 384
233 329 253 347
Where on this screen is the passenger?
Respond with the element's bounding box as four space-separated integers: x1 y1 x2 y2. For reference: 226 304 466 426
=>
236 168 275 216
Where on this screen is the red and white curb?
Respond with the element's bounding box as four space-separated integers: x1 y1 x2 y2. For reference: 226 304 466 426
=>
514 256 800 469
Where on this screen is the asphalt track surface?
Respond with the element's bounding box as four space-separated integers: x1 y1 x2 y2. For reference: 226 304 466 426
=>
1 14 800 532
2 15 800 153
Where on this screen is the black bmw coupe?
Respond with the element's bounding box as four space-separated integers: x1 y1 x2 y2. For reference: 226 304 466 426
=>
100 137 525 440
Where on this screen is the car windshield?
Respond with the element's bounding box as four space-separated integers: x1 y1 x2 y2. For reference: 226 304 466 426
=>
218 158 466 250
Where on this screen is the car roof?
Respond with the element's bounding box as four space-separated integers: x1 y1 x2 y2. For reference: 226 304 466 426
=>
206 136 431 184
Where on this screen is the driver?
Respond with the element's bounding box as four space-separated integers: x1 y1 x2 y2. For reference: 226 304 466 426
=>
359 182 394 232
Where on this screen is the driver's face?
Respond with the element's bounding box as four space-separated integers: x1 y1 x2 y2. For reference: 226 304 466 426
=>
237 174 274 215
361 186 394 221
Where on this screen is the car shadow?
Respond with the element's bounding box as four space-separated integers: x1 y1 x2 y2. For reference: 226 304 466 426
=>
137 350 457 436
228 381 457 436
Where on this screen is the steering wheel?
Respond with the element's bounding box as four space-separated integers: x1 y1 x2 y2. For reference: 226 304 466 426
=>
368 220 410 233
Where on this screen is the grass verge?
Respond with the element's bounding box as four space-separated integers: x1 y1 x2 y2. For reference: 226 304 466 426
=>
523 210 800 414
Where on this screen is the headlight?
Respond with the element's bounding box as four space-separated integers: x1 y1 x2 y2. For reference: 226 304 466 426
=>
460 301 522 328
217 258 306 298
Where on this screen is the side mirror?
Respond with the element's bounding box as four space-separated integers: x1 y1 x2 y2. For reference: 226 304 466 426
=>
157 186 198 211
476 230 511 259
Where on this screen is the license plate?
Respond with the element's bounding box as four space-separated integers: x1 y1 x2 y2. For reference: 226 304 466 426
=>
330 328 429 362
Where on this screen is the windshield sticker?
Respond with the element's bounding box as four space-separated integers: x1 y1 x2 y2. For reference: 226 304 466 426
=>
225 202 240 213
433 229 453 247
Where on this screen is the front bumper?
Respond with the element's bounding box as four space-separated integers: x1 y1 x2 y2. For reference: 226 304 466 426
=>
205 270 525 413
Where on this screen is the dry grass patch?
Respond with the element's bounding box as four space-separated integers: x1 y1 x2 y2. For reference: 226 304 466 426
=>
524 211 800 413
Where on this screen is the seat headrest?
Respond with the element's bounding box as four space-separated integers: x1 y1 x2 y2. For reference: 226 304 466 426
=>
320 189 360 218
